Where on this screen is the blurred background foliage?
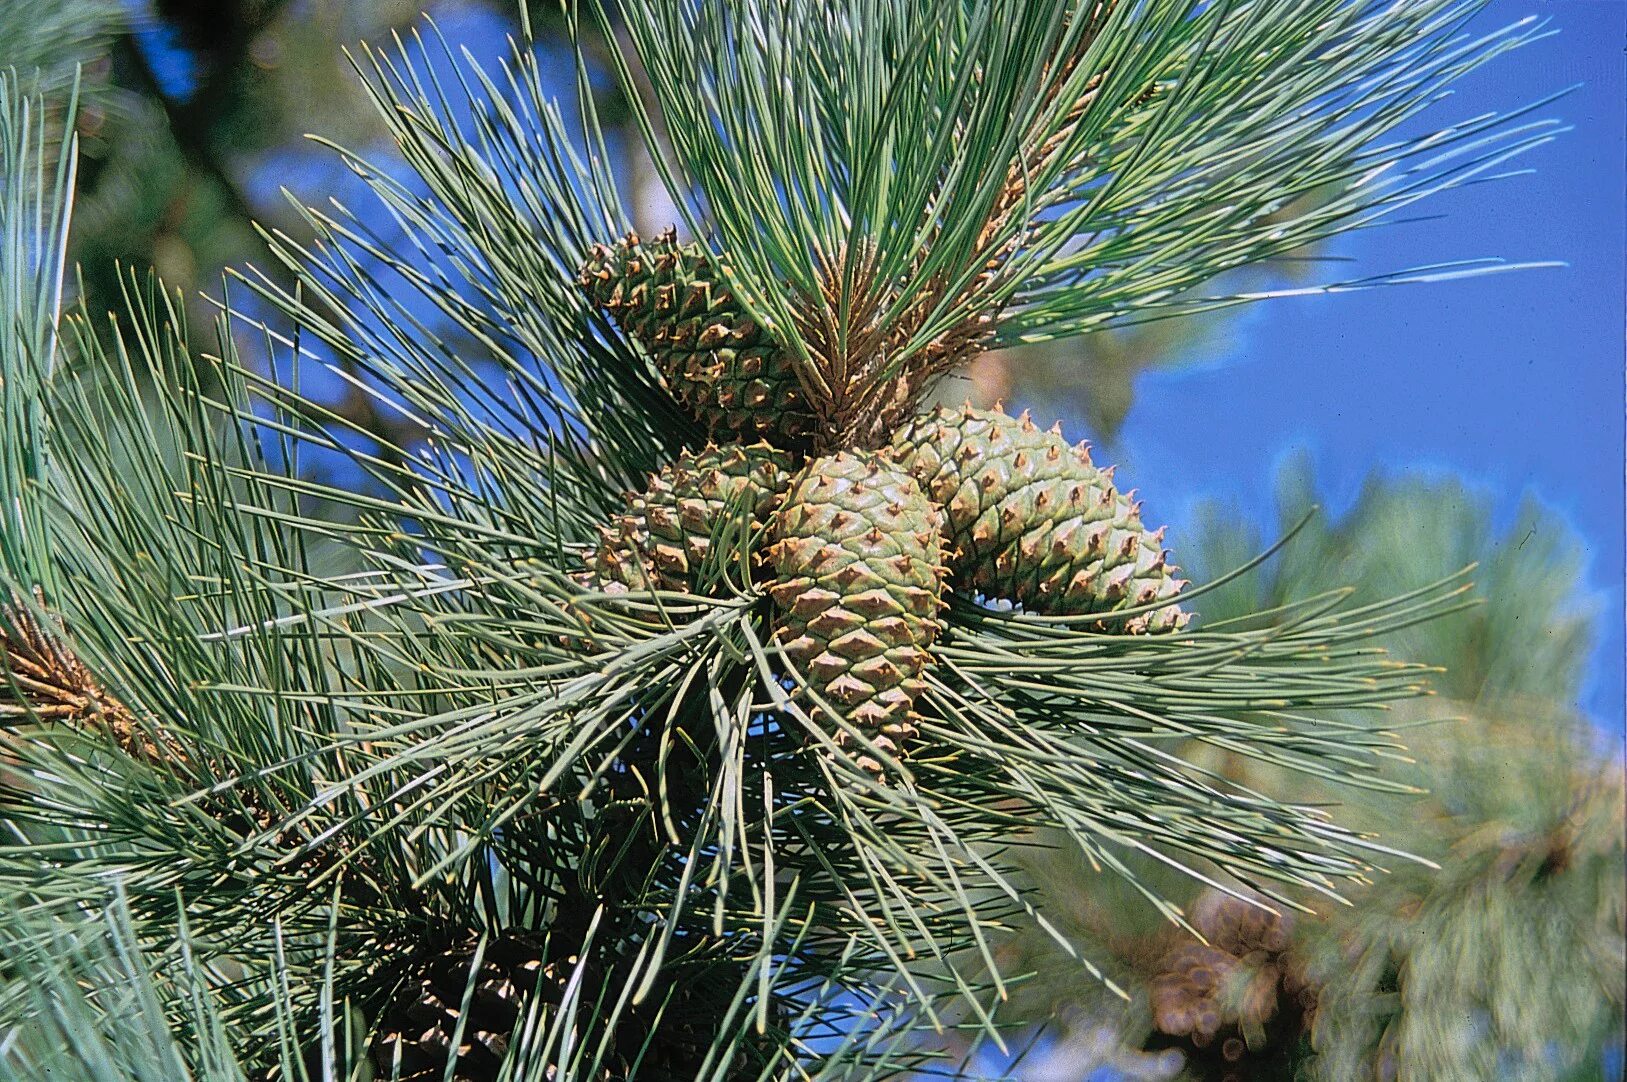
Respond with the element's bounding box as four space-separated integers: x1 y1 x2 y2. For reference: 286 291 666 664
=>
4 1 1622 1078
980 463 1623 1080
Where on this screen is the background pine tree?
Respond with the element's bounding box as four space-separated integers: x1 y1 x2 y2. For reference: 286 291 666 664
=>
974 463 1624 1079
2 2 1620 1080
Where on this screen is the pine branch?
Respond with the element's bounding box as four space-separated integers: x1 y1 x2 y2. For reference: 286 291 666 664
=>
603 0 1559 439
184 14 1494 1050
0 8 1577 1077
3 263 878 1075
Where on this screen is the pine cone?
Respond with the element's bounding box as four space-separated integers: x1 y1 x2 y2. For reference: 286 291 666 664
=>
372 930 568 1082
1146 891 1314 1082
1150 941 1238 1046
890 405 1187 631
619 963 789 1082
371 931 785 1082
579 229 814 446
767 450 947 774
1191 887 1295 961
586 441 796 593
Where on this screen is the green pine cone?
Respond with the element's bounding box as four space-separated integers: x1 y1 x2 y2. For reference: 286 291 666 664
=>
579 229 814 445
587 441 796 593
890 405 1188 631
767 450 946 773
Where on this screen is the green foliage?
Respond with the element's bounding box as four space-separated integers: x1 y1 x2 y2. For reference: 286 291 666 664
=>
1298 718 1623 1082
1189 458 1596 708
0 893 257 1081
0 71 79 584
0 3 1589 1079
1195 466 1622 1080
0 0 123 96
51 0 431 322
608 0 1557 371
981 463 1622 1080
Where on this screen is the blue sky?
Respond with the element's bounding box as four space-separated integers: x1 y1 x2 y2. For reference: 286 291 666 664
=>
1086 0 1624 728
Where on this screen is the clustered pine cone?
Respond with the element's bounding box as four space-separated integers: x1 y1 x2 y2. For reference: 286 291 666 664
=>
767 449 947 774
579 230 815 446
577 231 1190 776
585 441 796 593
891 405 1188 630
372 930 562 1082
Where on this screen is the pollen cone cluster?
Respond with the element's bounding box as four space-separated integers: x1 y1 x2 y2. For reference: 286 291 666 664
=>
890 405 1188 631
1147 891 1315 1082
767 451 946 774
579 229 813 445
586 441 795 593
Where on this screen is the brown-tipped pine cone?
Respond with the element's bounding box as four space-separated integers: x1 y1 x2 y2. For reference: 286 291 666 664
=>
889 404 1188 631
585 441 797 593
578 229 814 446
767 450 947 774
